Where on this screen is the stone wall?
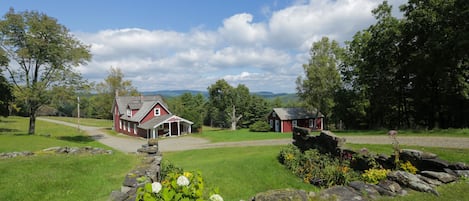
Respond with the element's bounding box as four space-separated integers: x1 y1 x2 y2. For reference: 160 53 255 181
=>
110 141 162 201
292 127 345 156
289 128 469 200
0 146 113 159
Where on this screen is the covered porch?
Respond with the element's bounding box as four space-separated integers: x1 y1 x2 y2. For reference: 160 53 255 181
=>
140 115 193 139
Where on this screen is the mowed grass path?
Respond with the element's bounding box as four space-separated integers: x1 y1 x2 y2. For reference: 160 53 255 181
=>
43 116 113 128
0 116 138 201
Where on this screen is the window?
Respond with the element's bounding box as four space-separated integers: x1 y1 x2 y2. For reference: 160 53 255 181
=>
126 108 131 117
272 112 276 118
269 119 273 128
309 119 314 128
292 120 297 127
154 108 160 116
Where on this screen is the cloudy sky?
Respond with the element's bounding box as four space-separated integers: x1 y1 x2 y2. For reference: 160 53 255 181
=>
1 0 405 93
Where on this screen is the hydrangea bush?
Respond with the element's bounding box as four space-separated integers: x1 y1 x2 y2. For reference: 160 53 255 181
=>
136 161 222 201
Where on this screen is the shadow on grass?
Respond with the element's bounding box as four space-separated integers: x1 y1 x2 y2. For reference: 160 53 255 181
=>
0 128 22 134
57 135 95 143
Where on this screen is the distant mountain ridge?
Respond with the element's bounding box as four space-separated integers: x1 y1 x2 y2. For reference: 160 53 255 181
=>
141 90 296 100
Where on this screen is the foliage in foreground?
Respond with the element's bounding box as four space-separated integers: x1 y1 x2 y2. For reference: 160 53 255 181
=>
136 160 222 201
279 145 359 187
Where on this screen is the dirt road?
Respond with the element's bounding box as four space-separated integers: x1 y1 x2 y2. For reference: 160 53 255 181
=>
38 118 469 153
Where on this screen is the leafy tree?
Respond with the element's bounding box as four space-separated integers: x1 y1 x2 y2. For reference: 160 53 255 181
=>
0 73 13 116
169 93 206 132
399 0 469 128
296 37 342 128
341 0 469 129
92 67 139 119
241 95 269 128
0 9 91 134
206 79 267 130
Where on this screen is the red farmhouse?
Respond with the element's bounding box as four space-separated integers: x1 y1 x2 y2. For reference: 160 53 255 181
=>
112 95 193 139
267 108 324 133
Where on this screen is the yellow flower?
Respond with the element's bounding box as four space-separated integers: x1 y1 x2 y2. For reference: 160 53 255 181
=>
183 171 193 179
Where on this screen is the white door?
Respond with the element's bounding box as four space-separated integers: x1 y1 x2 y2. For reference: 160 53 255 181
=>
275 120 280 132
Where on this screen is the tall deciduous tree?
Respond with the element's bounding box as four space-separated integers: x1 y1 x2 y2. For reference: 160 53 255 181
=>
0 9 91 134
296 37 342 128
93 67 139 119
207 79 251 130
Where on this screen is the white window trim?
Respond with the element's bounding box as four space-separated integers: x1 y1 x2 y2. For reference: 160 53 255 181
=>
292 120 297 127
126 108 131 117
154 108 160 116
269 119 273 128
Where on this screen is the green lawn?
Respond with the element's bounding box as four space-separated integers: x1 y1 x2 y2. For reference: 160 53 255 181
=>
194 127 292 142
344 143 469 164
0 116 107 152
42 116 113 128
164 146 317 201
0 116 138 201
333 128 469 137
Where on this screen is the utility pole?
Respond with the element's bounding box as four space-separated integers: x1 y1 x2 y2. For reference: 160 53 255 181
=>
77 96 80 130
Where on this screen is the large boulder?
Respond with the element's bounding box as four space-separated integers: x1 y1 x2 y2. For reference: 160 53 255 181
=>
319 186 364 201
252 189 313 201
420 171 458 183
387 171 439 196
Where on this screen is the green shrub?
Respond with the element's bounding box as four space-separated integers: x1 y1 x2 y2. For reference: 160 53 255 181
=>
249 121 271 132
279 145 359 187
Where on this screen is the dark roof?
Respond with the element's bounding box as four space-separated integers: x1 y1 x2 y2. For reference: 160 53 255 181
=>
272 108 323 120
114 95 169 121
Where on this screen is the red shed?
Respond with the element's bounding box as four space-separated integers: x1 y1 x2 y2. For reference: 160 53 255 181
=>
267 108 324 133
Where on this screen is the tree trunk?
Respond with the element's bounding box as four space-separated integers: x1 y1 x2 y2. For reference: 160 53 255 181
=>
230 105 242 130
28 109 37 135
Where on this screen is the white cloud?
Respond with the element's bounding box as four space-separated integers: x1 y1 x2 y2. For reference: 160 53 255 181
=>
75 0 406 93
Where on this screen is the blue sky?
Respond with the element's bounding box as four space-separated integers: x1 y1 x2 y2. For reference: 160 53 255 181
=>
1 0 406 93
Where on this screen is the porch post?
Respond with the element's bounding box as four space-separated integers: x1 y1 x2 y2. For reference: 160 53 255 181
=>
168 123 172 137
177 121 180 136
189 125 191 133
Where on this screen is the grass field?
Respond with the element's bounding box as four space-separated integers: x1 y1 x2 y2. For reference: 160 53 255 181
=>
42 116 113 128
194 126 293 142
164 145 317 201
333 128 469 137
2 116 469 201
0 116 138 201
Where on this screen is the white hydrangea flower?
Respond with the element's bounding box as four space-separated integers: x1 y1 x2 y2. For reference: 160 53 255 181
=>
151 182 162 193
176 175 190 186
209 194 224 201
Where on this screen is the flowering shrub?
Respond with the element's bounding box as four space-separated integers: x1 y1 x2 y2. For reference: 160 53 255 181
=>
361 168 390 184
399 161 418 174
279 145 359 187
136 162 222 201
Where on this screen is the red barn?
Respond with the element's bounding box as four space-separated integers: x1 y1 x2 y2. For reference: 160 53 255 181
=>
112 95 193 139
267 108 324 133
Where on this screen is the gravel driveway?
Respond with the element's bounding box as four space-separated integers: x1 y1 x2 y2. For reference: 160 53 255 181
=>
38 118 469 153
